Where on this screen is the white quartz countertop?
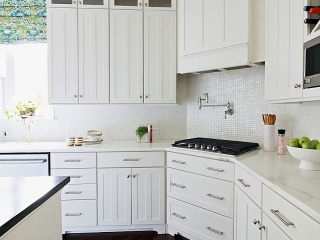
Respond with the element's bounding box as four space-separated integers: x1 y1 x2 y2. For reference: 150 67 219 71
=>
0 140 173 153
1 141 320 223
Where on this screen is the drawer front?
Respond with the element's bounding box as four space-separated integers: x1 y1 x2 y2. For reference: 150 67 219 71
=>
167 197 233 240
263 185 320 240
167 168 234 218
62 200 97 227
97 152 165 168
51 168 96 184
235 165 262 207
61 184 96 200
51 153 96 168
167 152 234 182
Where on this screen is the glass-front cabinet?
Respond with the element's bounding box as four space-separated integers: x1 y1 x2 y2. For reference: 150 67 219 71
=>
109 0 175 10
47 0 109 8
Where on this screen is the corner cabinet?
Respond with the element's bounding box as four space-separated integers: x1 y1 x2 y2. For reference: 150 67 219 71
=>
109 0 176 104
177 0 265 74
47 0 110 104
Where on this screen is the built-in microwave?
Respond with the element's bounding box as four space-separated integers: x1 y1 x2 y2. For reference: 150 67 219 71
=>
304 35 320 89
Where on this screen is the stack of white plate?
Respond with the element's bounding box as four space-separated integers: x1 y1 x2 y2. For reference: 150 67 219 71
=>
84 130 103 144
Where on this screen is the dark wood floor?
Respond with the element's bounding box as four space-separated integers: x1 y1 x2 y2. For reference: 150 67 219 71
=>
63 231 187 240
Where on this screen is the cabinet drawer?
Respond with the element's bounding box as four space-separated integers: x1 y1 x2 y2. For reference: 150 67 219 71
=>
235 165 262 207
51 168 96 184
62 200 97 227
167 152 234 182
61 184 96 200
97 152 165 168
167 168 234 218
167 197 233 240
263 185 320 240
51 153 96 168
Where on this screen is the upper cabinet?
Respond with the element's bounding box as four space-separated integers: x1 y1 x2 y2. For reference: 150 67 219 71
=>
48 1 110 104
109 0 176 10
109 0 176 104
177 0 265 74
47 0 109 8
265 0 320 103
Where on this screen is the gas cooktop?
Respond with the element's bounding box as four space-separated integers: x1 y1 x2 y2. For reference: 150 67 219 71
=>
172 137 260 156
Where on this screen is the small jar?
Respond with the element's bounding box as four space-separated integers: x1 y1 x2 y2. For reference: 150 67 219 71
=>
278 129 286 155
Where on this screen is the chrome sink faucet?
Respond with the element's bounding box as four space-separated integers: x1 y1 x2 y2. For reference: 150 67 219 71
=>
2 131 6 142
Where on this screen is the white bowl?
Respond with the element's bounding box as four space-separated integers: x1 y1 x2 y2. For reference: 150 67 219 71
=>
87 130 102 136
88 135 101 141
287 145 320 170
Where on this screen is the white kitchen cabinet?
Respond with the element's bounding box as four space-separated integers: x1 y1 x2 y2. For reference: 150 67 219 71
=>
110 8 176 104
109 10 143 103
98 167 165 226
109 0 176 10
264 0 304 102
261 213 291 240
177 0 265 73
47 0 109 9
234 186 262 240
48 3 109 104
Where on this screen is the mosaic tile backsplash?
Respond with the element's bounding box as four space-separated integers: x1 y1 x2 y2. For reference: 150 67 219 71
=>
1 65 320 147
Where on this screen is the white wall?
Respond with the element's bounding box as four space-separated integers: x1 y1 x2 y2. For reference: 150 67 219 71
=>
1 66 319 146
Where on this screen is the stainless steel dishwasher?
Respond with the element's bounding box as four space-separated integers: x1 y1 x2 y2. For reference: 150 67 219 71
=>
0 153 50 177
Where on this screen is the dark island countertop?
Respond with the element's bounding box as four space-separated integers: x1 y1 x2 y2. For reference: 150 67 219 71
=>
0 176 70 237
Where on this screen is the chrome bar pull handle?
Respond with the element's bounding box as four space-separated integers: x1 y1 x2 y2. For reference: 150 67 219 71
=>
238 178 250 187
270 209 294 226
206 227 223 235
70 175 81 178
65 191 81 194
172 160 186 164
65 213 81 216
207 193 223 200
171 183 186 189
172 213 185 219
207 167 224 172
123 158 139 161
64 159 81 162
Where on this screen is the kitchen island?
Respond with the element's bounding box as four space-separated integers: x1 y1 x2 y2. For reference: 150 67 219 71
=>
0 176 70 240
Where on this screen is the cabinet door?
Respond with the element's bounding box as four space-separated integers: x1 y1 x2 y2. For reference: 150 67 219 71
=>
78 9 110 103
47 0 77 8
79 0 109 8
145 0 176 10
110 10 143 103
132 168 165 225
262 213 291 240
98 168 132 225
265 0 304 101
144 10 176 103
47 8 79 103
234 186 262 240
109 0 143 9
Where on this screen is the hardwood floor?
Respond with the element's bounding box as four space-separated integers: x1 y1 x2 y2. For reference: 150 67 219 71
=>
63 231 187 240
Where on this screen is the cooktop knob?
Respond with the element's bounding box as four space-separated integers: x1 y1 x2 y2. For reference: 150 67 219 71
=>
194 143 200 149
207 145 212 150
201 144 207 149
188 143 195 148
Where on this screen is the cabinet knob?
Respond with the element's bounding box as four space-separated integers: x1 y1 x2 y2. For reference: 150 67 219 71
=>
127 175 131 178
79 0 82 4
253 219 260 225
145 95 148 98
145 3 148 6
139 2 142 6
74 95 77 98
294 84 301 88
79 95 83 98
73 0 76 4
259 225 265 230
140 95 142 98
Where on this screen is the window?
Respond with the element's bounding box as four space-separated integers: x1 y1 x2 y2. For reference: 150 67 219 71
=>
0 43 50 117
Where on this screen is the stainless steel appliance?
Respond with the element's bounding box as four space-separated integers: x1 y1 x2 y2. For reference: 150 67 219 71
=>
304 34 320 89
0 153 50 177
172 137 260 156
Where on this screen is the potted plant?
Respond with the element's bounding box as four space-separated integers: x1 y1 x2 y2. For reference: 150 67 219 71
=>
135 125 148 143
4 100 43 120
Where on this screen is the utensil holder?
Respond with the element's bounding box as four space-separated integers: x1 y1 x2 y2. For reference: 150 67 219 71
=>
264 125 275 151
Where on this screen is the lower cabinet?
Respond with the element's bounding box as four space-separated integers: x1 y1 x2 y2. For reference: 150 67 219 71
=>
98 167 165 226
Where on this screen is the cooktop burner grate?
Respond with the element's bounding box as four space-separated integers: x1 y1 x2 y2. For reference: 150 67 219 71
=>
172 137 260 156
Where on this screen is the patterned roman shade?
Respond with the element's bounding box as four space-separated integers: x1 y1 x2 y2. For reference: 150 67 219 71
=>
0 0 46 44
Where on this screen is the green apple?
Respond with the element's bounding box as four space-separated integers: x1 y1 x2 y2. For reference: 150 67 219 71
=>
291 138 299 143
302 141 314 149
299 137 310 147
312 140 319 147
316 143 320 150
288 140 300 148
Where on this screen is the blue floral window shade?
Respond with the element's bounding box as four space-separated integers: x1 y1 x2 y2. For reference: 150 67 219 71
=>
0 0 46 44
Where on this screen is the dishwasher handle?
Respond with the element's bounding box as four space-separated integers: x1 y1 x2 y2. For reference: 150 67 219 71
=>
0 159 47 164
